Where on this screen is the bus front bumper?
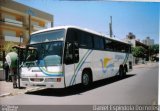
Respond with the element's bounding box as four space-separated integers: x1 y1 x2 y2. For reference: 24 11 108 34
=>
21 77 65 88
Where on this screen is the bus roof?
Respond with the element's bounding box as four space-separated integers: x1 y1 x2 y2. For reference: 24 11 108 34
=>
31 25 130 45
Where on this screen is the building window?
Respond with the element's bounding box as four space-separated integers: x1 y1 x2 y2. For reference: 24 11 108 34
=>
32 21 39 26
3 30 16 37
3 13 16 20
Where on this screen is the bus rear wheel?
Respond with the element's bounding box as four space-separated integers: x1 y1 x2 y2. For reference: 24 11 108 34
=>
82 71 92 87
119 65 126 78
124 64 128 73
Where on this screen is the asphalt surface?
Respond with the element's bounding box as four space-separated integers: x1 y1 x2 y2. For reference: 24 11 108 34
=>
0 63 158 105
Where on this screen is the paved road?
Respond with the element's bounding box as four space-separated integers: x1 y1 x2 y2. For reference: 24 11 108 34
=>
0 63 158 105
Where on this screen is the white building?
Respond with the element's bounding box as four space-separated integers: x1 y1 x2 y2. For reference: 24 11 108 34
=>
142 37 154 46
123 33 149 65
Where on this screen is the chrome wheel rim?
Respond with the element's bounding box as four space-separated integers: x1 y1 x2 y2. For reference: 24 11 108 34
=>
83 74 89 85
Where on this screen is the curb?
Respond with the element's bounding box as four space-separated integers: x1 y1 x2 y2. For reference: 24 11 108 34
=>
0 87 45 98
0 93 11 97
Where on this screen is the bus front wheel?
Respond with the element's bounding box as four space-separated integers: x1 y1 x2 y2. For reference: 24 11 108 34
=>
82 71 92 87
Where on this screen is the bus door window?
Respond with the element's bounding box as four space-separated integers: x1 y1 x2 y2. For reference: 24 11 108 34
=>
65 42 74 64
64 29 79 64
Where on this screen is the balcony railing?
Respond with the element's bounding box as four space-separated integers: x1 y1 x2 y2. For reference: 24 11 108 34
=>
32 24 46 31
5 35 23 43
4 18 23 27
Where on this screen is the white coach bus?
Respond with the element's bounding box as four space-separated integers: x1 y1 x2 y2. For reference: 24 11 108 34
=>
21 26 133 88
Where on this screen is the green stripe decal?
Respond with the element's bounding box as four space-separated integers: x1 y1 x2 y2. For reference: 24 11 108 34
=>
123 53 129 64
122 53 128 65
69 49 92 85
69 50 90 85
72 50 92 85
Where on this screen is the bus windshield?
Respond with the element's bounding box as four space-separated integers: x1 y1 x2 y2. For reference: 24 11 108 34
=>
25 41 63 67
30 29 65 44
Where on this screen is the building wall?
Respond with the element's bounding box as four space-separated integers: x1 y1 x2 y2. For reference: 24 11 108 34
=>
142 37 154 46
0 0 53 54
123 38 136 47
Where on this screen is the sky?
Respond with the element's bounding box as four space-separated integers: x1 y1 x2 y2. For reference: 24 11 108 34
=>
15 0 159 43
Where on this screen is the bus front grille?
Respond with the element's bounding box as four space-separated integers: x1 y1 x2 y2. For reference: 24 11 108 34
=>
30 78 44 82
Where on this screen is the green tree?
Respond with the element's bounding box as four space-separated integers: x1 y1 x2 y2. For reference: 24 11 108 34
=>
132 46 147 58
149 44 159 61
149 44 159 56
4 42 18 54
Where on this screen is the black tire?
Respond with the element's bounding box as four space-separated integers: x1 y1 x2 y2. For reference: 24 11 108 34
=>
124 64 128 73
123 64 127 77
119 65 125 78
82 71 92 87
123 69 126 77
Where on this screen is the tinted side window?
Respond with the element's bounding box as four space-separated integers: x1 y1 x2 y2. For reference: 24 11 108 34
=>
79 32 93 49
94 36 104 50
116 43 128 53
123 44 131 53
64 29 79 64
66 29 77 43
128 45 131 53
104 39 113 51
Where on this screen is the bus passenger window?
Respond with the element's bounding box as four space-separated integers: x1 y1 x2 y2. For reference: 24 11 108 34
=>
79 32 93 49
104 39 112 51
94 36 104 50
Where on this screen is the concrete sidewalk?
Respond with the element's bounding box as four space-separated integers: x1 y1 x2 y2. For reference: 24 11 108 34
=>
0 81 44 97
0 81 26 96
133 62 158 68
